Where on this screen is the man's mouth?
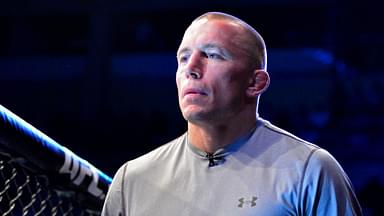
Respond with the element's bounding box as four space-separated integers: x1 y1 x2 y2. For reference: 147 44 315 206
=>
183 88 208 97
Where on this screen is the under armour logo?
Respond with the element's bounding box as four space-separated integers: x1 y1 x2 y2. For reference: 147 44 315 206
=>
238 196 257 208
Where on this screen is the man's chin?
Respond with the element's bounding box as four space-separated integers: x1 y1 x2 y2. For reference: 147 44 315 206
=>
182 111 213 124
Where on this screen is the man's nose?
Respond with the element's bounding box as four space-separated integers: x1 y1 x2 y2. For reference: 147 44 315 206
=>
185 52 203 79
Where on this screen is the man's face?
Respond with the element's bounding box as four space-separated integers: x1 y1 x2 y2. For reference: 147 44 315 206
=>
176 18 254 125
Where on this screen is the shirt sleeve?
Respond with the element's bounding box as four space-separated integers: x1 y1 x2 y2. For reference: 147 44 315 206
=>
299 149 362 216
101 162 128 216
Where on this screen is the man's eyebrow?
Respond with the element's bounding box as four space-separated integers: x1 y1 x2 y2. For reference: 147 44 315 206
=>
200 43 221 50
177 47 191 57
202 43 232 57
177 43 233 59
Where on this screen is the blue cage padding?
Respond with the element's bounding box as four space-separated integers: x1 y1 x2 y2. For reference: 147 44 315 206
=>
0 104 112 207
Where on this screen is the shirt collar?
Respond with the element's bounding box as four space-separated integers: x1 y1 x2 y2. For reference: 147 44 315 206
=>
186 124 258 161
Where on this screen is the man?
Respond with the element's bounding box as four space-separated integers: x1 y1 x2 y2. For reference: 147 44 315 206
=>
102 12 362 215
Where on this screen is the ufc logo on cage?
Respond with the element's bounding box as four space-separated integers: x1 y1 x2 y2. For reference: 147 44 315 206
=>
238 196 258 208
60 150 105 198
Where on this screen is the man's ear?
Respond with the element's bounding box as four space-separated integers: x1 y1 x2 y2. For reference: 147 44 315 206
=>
246 69 270 97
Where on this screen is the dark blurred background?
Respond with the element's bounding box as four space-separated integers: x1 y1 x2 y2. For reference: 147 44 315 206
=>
1 0 383 215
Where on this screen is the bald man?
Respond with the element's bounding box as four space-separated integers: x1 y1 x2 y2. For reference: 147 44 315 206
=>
102 12 362 216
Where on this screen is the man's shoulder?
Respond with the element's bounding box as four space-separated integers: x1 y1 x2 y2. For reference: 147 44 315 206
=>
257 118 320 151
250 118 321 164
255 118 351 179
120 133 187 175
137 133 187 160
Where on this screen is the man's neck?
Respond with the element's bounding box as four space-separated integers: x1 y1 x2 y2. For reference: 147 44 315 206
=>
187 115 257 154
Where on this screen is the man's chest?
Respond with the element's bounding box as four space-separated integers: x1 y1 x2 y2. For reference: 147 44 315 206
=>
125 166 299 216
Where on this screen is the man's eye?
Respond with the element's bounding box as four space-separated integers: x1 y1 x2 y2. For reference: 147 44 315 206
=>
207 53 222 60
178 55 189 63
